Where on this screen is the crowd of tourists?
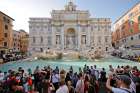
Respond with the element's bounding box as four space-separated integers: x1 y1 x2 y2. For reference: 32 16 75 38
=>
0 64 140 93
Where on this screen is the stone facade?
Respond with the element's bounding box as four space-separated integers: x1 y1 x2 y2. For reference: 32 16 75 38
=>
29 2 112 54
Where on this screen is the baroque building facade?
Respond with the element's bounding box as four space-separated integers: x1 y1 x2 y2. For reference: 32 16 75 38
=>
29 2 112 54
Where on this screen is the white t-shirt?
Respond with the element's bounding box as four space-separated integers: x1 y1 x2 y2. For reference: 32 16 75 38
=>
56 85 69 93
0 73 4 81
52 74 59 83
112 87 132 93
75 79 84 93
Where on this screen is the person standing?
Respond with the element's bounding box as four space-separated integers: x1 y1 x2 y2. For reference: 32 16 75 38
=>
75 73 84 93
106 74 133 93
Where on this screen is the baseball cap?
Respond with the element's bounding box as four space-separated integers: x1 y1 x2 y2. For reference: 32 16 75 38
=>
116 75 131 86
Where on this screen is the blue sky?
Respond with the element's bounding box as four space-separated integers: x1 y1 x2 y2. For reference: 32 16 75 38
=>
0 0 139 32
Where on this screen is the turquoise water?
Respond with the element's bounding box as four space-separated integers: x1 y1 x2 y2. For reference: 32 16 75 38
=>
0 57 140 73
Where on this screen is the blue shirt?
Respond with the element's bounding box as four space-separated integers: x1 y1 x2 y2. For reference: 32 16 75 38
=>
112 87 132 93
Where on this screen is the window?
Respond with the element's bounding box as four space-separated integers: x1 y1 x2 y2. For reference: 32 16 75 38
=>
4 42 7 47
5 25 8 30
138 16 140 22
138 16 140 30
3 17 6 22
48 36 52 45
139 35 140 39
4 33 7 37
40 36 43 43
106 47 108 51
131 37 133 40
33 37 36 43
129 28 133 33
98 36 101 44
14 43 16 47
121 25 125 30
105 36 108 43
40 48 43 52
81 35 86 44
3 17 10 23
138 24 140 30
129 19 134 26
56 35 60 44
7 19 10 23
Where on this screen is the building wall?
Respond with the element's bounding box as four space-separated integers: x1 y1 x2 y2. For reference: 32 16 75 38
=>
0 11 14 54
13 30 29 53
13 30 20 52
19 30 29 53
113 2 140 49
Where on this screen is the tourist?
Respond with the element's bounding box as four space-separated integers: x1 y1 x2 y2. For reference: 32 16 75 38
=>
67 80 75 93
115 65 121 73
65 73 72 83
71 72 78 88
69 66 73 74
88 75 97 93
90 66 95 76
0 70 4 81
56 77 69 93
42 79 55 93
28 68 32 76
83 64 87 73
51 70 60 92
0 82 3 93
79 67 82 73
84 75 89 93
54 66 59 74
34 66 40 74
100 68 107 86
106 74 132 93
75 73 84 93
11 79 24 93
22 73 28 93
94 65 99 80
